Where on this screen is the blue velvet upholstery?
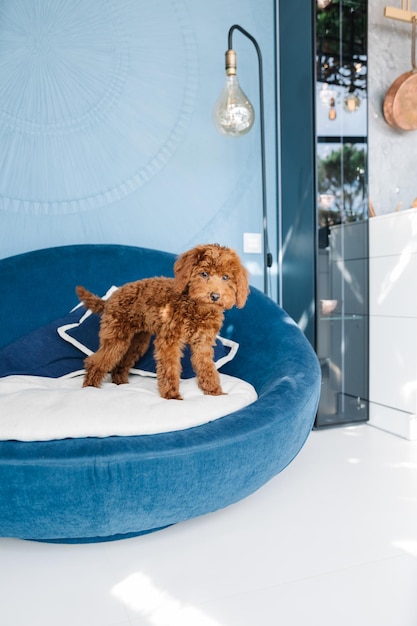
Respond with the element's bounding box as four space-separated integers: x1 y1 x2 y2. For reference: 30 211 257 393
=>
0 245 321 543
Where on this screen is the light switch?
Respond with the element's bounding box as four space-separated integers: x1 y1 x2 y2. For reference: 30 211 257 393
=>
243 232 262 254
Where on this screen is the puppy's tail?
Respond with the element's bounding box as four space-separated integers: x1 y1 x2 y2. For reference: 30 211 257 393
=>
76 285 106 314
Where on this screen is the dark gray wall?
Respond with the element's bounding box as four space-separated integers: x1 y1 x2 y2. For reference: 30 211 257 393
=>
277 0 316 346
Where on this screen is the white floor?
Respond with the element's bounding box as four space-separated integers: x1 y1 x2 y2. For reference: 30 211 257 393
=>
1 423 417 626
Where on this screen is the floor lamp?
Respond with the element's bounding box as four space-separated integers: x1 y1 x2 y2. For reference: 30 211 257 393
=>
213 24 272 295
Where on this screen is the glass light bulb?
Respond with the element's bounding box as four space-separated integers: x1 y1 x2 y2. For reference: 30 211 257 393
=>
343 92 360 113
213 74 255 136
317 0 333 9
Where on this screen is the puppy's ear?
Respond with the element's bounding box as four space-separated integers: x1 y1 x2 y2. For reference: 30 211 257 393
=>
173 247 200 293
235 263 250 308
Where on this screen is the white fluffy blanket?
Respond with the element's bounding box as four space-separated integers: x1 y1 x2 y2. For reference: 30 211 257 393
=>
0 373 257 441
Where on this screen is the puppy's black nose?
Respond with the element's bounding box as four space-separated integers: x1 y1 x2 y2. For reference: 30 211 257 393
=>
210 292 220 302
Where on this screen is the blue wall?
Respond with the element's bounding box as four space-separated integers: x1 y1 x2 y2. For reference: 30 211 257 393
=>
0 0 277 296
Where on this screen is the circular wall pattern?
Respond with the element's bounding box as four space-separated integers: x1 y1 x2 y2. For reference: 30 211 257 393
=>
0 0 198 214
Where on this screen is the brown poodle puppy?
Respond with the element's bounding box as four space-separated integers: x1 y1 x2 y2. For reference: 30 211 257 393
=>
76 244 249 400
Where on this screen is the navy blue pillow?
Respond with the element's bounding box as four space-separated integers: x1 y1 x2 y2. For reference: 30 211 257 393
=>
0 294 239 379
58 309 238 379
0 307 88 378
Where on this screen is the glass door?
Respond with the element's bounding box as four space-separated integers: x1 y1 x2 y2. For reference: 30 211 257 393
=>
315 0 369 427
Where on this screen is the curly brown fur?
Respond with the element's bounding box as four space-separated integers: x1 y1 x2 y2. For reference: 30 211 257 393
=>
76 244 249 400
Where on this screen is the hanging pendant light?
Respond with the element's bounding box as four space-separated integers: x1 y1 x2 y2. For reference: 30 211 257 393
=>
343 90 361 112
328 97 337 120
213 25 272 295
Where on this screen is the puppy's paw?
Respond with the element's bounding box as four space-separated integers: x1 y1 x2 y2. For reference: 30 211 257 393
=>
82 379 101 388
83 360 106 388
163 391 183 400
203 387 226 396
111 373 130 385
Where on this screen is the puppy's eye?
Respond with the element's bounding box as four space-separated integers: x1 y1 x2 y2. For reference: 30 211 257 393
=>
200 271 209 279
222 275 229 281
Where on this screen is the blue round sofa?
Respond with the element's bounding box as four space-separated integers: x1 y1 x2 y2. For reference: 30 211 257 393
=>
0 244 320 543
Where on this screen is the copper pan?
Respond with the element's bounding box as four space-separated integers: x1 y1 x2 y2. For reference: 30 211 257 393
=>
383 17 417 131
